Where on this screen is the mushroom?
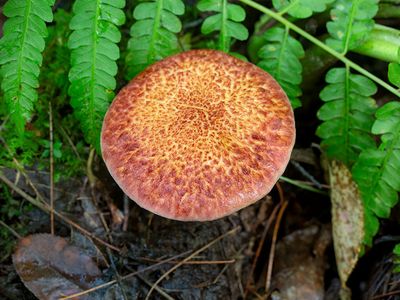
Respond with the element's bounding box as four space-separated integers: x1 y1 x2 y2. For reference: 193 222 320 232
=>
101 49 295 221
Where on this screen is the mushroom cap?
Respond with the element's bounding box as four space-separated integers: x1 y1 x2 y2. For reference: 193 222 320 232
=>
101 49 295 221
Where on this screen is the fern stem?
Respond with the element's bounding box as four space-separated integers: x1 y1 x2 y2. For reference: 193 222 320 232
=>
275 26 289 83
219 0 229 52
277 0 300 17
239 0 400 98
15 0 33 133
353 24 400 63
150 0 164 61
342 0 359 55
89 0 101 145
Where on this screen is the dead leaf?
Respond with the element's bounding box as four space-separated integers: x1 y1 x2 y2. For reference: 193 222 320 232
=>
13 234 102 300
272 225 332 300
329 161 364 299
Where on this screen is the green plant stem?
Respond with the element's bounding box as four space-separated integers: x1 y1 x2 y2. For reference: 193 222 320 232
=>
239 0 400 98
279 176 329 195
353 24 400 62
377 3 400 18
219 0 229 52
0 220 21 239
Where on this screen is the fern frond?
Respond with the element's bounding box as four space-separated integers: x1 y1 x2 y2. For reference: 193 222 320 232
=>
257 26 304 109
125 0 184 79
68 0 126 152
388 62 400 88
352 102 400 245
316 67 377 166
326 0 378 54
198 0 248 52
272 0 335 19
0 0 55 133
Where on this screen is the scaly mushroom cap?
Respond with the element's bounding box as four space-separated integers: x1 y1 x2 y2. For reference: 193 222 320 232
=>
101 50 295 221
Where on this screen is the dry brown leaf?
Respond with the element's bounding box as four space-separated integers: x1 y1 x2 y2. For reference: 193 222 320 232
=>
329 161 364 298
271 225 332 300
13 234 102 300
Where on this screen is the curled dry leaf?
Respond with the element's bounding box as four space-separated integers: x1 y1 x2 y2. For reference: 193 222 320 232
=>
13 234 102 300
329 161 364 298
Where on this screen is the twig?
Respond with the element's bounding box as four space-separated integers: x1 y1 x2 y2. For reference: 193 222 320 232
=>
87 147 97 187
145 226 240 300
0 138 48 206
106 247 128 300
49 102 55 235
138 257 235 265
58 123 82 161
290 160 323 189
372 289 400 299
137 274 175 300
60 249 193 299
244 202 281 298
275 182 284 205
123 194 129 231
0 220 21 239
0 171 120 252
279 175 329 195
265 200 288 293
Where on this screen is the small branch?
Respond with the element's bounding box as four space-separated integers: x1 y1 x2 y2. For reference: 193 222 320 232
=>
49 102 55 235
106 248 128 300
0 220 21 239
279 176 329 195
87 147 97 188
123 194 129 231
265 200 288 293
138 257 235 265
137 275 175 300
244 202 281 298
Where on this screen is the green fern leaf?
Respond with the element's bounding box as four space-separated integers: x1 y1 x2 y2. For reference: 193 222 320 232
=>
125 0 184 79
326 0 378 53
389 63 400 88
0 0 55 133
352 102 400 245
317 67 377 166
198 0 248 52
257 26 304 109
272 0 335 19
68 0 126 152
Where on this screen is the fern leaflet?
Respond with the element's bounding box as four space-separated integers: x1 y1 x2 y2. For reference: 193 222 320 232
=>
273 0 335 19
0 0 55 133
257 26 304 109
317 67 377 166
388 63 400 88
198 0 248 52
326 0 378 53
352 102 400 245
68 0 126 152
125 0 184 79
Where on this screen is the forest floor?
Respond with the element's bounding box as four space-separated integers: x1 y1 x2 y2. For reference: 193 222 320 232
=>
1 147 399 300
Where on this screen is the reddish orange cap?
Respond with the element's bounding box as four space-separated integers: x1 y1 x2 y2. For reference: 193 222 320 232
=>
101 50 295 221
